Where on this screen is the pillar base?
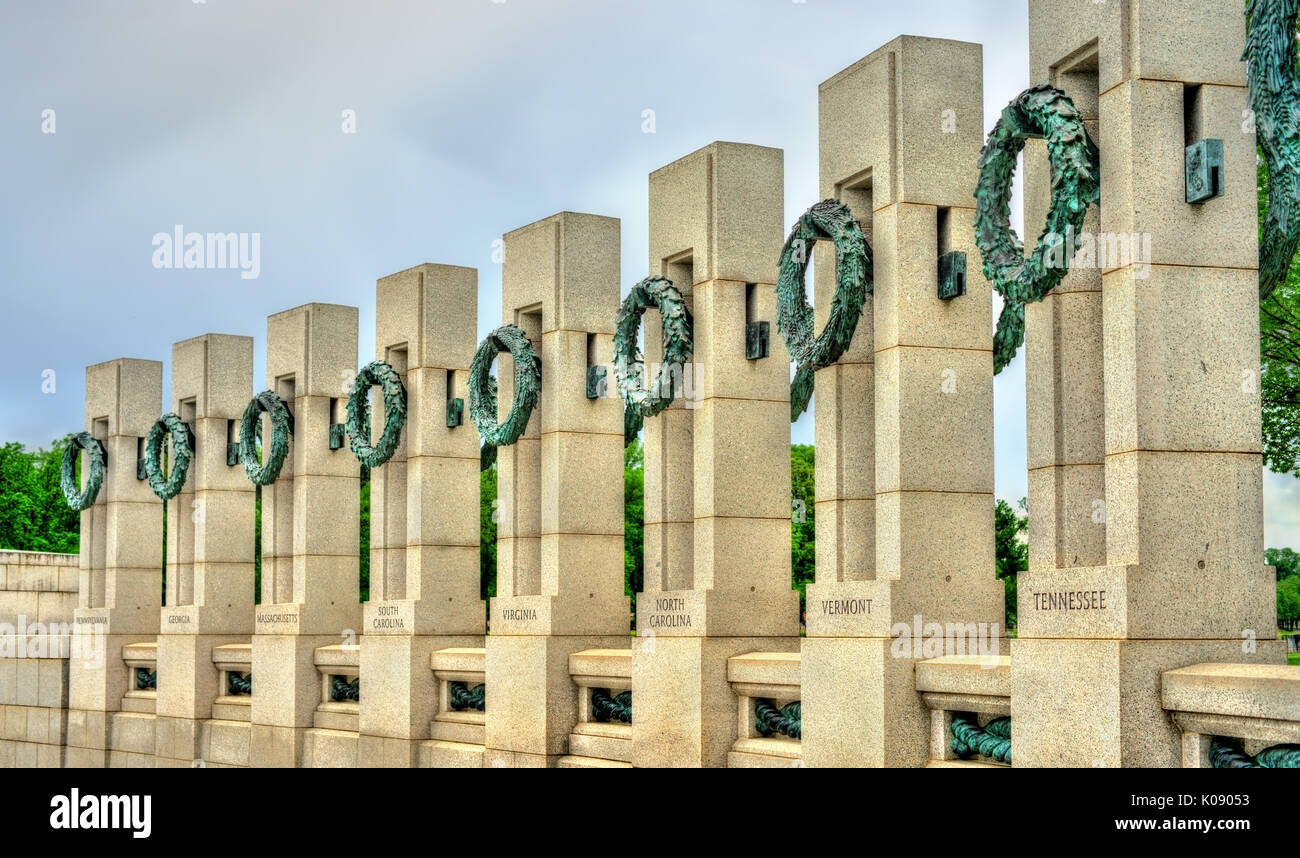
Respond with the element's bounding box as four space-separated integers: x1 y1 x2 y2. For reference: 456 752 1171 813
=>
484 634 627 764
1011 637 1287 767
801 636 930 768
250 634 339 767
358 633 483 767
632 636 799 768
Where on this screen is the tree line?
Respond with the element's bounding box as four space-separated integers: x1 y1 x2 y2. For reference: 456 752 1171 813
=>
4 437 1297 633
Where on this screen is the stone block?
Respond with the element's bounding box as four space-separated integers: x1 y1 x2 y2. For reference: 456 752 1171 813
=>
539 329 623 436
649 141 784 286
1106 452 1267 636
690 279 790 404
483 634 626 758
502 212 620 336
108 712 155 755
15 660 37 707
1011 637 1285 767
539 431 623 536
1029 0 1246 92
37 659 65 709
408 456 480 548
872 204 992 353
1026 463 1107 573
1099 81 1255 272
1024 291 1106 472
813 497 873 585
801 636 928 767
874 346 994 495
820 36 983 210
693 397 791 520
814 362 875 504
376 263 478 370
266 303 359 399
419 739 484 768
248 723 301 768
203 719 251 767
1102 266 1260 457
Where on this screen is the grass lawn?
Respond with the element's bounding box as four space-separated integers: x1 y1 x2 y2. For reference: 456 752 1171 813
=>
1289 652 1300 667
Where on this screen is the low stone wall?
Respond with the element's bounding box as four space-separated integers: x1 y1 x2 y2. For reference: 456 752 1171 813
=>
0 550 78 628
0 551 78 767
0 634 70 767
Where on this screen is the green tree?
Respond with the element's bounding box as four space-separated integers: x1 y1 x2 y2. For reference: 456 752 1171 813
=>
0 437 80 554
480 461 497 601
995 498 1028 630
1278 576 1300 627
624 438 644 620
1259 144 1300 475
791 444 815 613
1267 546 1300 580
359 465 370 602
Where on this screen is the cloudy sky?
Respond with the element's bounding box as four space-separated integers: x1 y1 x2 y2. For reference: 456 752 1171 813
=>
3 0 1298 548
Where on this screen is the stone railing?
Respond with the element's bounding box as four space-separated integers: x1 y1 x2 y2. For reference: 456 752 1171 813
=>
122 642 158 714
560 648 632 768
429 647 485 745
212 643 252 722
1162 663 1300 768
727 651 801 768
313 644 359 732
916 654 1011 768
421 647 485 767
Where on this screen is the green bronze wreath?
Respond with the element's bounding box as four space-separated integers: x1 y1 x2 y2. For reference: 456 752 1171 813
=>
975 84 1100 374
143 413 193 501
1246 0 1300 300
60 431 105 511
469 325 540 449
479 372 499 472
238 390 293 486
345 360 408 469
775 199 873 421
614 276 693 444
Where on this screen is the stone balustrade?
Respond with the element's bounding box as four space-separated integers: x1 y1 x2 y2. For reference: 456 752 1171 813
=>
560 648 632 768
726 651 802 768
212 643 252 722
1162 663 1300 768
916 654 1011 768
312 644 359 729
121 642 157 714
429 647 485 741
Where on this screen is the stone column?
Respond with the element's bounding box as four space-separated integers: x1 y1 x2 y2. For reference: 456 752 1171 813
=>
1024 52 1106 577
632 141 800 768
484 212 629 767
643 214 696 597
66 358 163 768
1014 0 1283 767
802 37 1002 768
155 335 255 766
360 264 484 767
250 303 360 767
